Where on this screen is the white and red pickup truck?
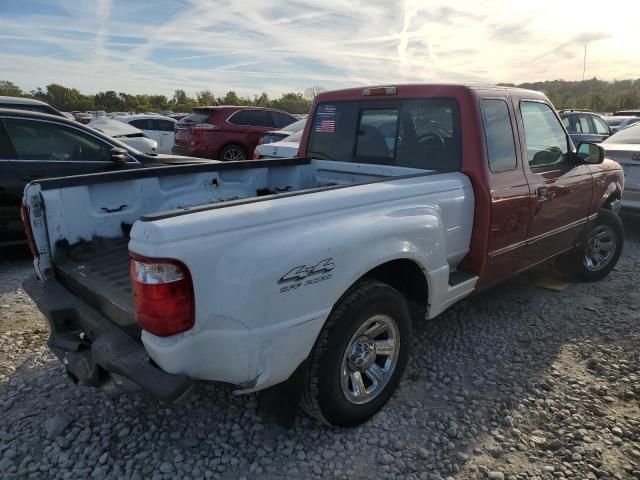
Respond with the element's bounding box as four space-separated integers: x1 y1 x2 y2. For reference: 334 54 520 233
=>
22 85 624 427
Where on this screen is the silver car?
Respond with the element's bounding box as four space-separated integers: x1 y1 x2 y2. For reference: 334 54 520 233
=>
602 124 640 214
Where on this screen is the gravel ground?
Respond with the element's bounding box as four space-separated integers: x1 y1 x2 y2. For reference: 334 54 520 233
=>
1 223 639 480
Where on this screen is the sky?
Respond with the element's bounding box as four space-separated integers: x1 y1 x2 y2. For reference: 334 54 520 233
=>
0 0 638 97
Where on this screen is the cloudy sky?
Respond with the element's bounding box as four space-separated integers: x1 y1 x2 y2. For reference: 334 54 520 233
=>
1 0 637 97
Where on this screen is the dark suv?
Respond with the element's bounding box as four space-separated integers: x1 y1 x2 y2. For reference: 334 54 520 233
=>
559 109 611 144
173 106 297 161
0 109 214 247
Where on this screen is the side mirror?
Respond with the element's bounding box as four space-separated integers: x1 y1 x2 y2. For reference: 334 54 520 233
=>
110 147 128 163
576 142 605 164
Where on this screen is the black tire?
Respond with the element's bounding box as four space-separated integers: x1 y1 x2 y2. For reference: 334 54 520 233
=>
301 279 412 427
561 208 624 282
219 144 246 162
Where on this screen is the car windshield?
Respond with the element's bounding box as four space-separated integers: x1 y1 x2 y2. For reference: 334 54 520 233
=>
181 112 211 124
306 98 461 170
603 124 640 144
604 117 624 127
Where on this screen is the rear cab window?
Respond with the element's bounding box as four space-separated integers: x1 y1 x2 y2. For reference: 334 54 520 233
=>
306 98 461 171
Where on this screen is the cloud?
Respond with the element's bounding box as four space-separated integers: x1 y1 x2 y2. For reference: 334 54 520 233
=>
0 0 637 97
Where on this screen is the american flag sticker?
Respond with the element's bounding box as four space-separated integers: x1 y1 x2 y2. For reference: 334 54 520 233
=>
315 119 336 133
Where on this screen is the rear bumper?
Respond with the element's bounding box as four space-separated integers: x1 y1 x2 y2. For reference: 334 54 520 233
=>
22 275 193 400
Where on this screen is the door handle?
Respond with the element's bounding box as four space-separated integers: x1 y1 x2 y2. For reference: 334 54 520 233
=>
536 186 549 200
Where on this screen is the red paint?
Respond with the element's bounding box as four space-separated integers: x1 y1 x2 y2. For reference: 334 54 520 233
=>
173 106 297 160
301 85 625 291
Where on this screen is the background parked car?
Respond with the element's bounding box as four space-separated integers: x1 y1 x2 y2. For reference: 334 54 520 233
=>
601 123 640 216
613 109 640 117
559 109 611 144
74 112 94 124
257 118 306 146
0 96 63 117
89 118 157 153
0 109 216 247
603 115 640 134
173 106 297 161
116 114 176 153
253 129 303 159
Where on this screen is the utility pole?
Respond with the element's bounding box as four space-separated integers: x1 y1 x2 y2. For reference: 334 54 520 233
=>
582 44 587 82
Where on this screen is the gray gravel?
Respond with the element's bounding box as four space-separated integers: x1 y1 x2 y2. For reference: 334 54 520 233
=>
1 222 639 480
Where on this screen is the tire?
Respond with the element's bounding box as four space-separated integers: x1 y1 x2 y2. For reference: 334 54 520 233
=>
220 144 246 162
301 279 412 427
561 208 624 282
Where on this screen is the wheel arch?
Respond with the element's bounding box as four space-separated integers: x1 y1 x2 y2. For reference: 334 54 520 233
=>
340 258 430 322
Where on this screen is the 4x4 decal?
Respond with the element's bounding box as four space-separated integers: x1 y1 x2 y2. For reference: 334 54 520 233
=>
279 258 335 293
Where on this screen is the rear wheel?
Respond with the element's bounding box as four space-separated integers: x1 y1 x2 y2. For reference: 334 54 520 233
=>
561 208 624 282
301 279 412 427
220 144 246 162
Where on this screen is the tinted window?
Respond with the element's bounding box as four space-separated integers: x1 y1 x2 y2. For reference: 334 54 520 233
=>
4 118 112 161
0 120 17 159
603 124 640 144
592 116 610 135
561 116 571 130
355 109 398 158
237 110 273 127
520 102 569 170
480 99 517 172
129 119 151 130
181 112 211 124
154 119 175 132
307 98 461 171
272 111 296 128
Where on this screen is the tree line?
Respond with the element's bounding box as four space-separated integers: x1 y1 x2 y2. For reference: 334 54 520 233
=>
0 80 317 114
500 78 640 112
1 78 638 114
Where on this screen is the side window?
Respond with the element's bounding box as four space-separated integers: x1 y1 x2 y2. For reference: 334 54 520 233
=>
592 116 610 135
157 120 176 132
577 115 591 134
241 110 273 127
130 119 151 130
227 111 244 125
480 99 517 172
4 118 112 161
520 102 569 170
272 112 296 128
0 120 17 159
561 116 571 130
355 109 398 158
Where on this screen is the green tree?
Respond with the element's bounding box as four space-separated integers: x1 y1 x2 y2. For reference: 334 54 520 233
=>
196 90 216 106
0 80 22 97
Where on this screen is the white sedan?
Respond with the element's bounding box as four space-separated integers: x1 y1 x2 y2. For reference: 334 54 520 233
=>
253 130 302 159
88 118 157 154
116 114 176 154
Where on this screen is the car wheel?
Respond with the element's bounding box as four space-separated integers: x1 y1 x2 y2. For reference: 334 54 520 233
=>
301 279 412 427
220 144 247 162
561 208 624 282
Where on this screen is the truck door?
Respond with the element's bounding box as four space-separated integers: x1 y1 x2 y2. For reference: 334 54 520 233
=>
517 101 592 263
480 98 532 287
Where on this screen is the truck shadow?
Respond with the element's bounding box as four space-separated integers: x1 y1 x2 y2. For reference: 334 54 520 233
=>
0 232 638 478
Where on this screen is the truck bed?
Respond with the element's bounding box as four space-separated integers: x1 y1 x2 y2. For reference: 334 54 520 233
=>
54 237 134 328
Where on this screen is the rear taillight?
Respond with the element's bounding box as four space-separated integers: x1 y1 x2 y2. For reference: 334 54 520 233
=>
130 256 194 337
252 150 261 160
20 203 39 258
